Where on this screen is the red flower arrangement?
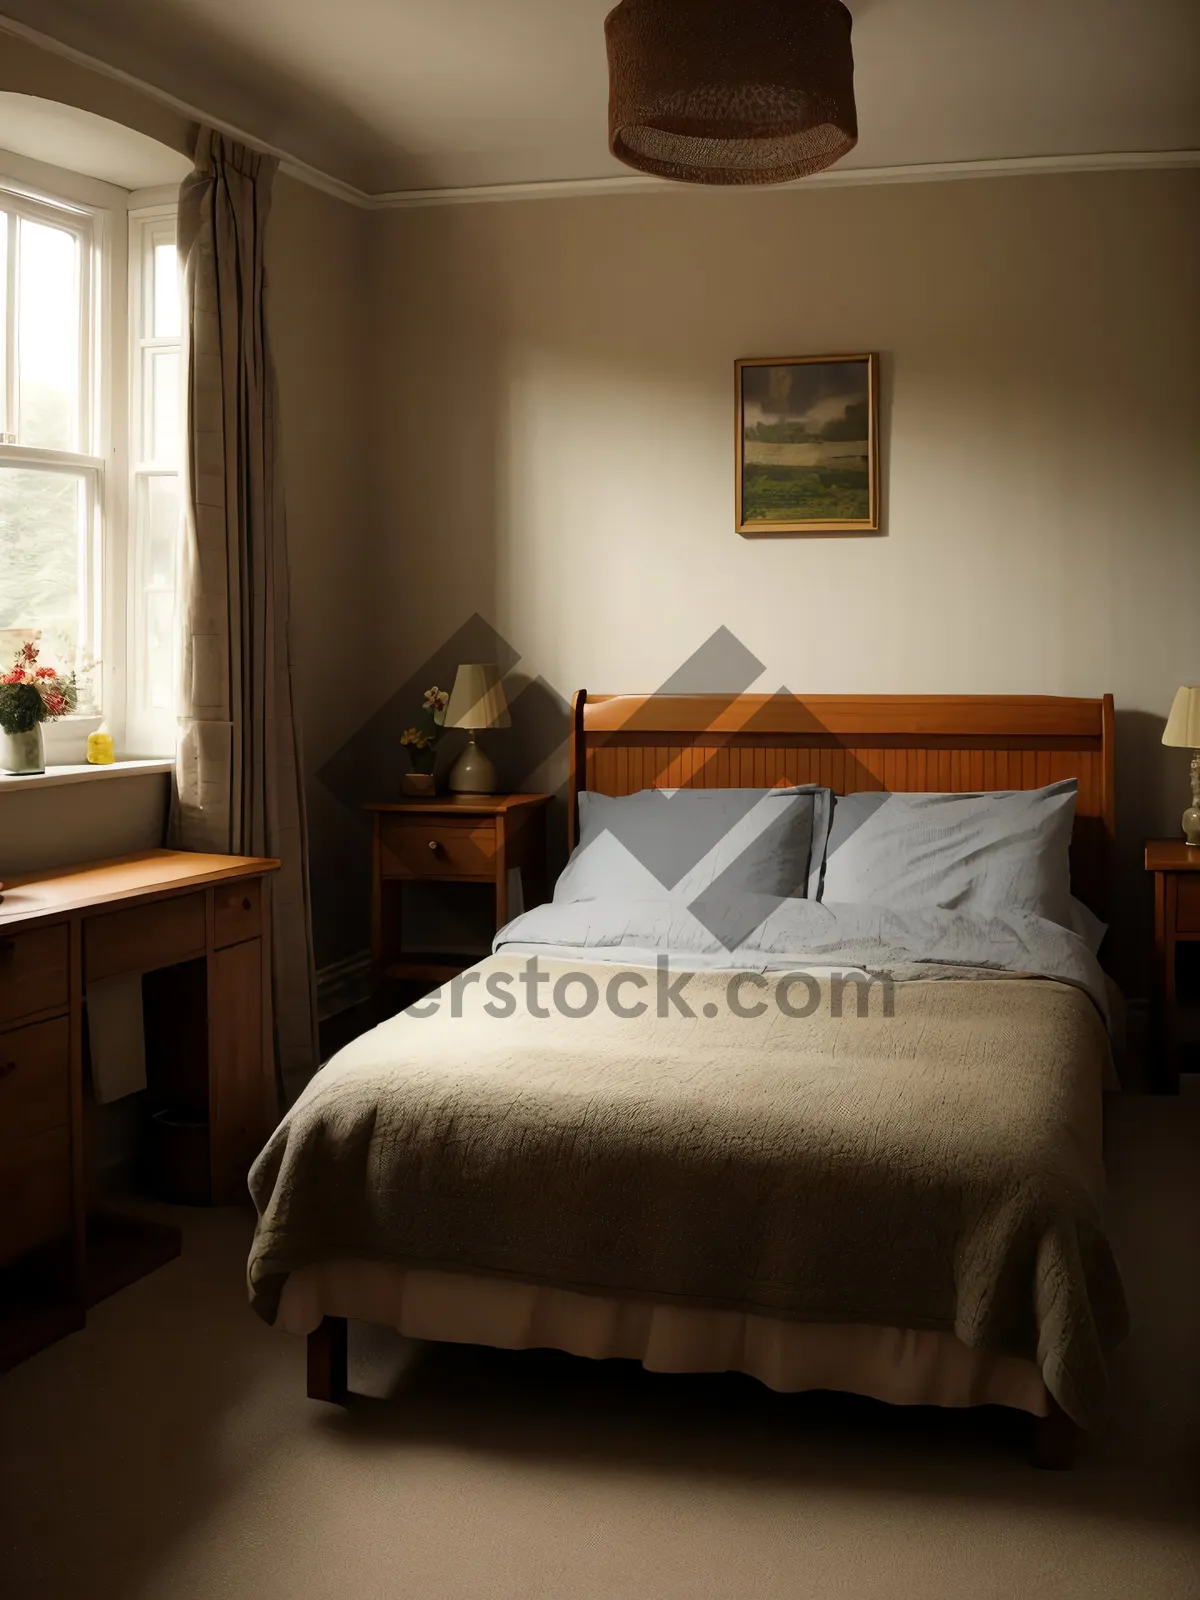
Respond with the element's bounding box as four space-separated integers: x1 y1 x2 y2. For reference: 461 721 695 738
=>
0 644 78 735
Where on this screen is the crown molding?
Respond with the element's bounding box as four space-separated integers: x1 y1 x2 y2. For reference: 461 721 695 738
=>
371 149 1200 210
2 14 1197 213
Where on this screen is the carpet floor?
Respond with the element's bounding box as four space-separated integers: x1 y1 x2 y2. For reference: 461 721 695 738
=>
1 1087 1198 1600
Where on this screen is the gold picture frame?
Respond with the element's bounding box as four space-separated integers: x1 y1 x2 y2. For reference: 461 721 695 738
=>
736 353 880 536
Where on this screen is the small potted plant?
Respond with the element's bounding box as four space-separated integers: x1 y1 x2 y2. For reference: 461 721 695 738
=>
400 685 449 796
0 643 78 775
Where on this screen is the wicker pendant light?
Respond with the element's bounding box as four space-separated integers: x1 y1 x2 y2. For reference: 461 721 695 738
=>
605 0 857 186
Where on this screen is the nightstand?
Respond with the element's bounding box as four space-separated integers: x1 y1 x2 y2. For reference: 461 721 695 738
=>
1145 839 1200 1093
365 794 552 1000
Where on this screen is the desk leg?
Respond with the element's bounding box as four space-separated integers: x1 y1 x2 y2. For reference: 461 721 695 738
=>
261 877 276 1130
68 918 86 1304
208 938 266 1204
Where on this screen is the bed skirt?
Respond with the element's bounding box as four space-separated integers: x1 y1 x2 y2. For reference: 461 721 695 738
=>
277 1261 1050 1418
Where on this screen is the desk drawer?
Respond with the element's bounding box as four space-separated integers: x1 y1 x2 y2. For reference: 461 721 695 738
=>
214 878 262 948
380 819 497 880
85 893 206 981
1179 876 1200 933
0 1017 70 1144
0 1126 72 1267
0 925 69 1026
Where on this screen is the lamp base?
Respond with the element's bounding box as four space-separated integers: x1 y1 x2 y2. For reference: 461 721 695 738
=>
1186 752 1200 847
448 732 497 795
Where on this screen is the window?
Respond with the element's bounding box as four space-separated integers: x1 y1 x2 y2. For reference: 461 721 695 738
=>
0 190 101 707
0 170 183 758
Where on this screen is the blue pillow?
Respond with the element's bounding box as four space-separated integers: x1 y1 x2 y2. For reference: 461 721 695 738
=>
817 781 1077 926
556 786 832 906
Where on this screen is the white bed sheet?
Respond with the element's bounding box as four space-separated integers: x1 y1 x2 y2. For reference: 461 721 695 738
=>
279 1261 1050 1417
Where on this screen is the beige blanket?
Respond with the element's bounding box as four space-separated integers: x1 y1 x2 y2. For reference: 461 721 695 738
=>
248 958 1127 1428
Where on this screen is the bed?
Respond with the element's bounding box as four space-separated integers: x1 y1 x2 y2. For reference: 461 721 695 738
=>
248 692 1127 1468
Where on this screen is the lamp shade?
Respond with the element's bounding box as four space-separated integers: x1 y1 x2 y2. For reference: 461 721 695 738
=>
445 663 511 731
605 0 857 187
1163 686 1200 748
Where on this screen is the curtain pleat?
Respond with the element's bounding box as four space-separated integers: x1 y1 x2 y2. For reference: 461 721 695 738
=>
174 128 319 1107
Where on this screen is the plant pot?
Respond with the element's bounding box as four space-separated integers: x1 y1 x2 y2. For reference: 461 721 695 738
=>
401 771 437 798
1 723 45 775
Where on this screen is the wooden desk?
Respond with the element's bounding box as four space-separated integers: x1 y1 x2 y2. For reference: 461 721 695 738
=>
1145 838 1200 1094
0 849 279 1368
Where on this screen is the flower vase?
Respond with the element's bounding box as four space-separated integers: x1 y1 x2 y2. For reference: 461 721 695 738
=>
402 749 438 798
1 723 45 775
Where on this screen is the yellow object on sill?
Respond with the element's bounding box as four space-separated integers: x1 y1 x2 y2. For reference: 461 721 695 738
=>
86 728 115 765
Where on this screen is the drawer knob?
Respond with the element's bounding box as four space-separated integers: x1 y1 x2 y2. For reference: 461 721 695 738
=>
242 896 252 912
0 1060 15 1080
428 840 440 852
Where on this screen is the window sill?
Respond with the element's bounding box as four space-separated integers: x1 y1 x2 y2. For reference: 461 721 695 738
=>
0 758 173 795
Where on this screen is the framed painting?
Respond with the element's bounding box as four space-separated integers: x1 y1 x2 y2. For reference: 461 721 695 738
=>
736 353 880 535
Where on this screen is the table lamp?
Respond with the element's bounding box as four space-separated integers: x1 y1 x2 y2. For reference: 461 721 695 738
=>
445 663 511 794
1162 685 1200 846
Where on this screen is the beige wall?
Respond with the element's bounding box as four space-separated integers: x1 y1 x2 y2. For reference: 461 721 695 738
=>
373 172 1200 987
267 176 375 969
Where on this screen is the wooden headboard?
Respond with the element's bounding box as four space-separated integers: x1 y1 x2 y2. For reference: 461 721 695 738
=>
569 692 1116 918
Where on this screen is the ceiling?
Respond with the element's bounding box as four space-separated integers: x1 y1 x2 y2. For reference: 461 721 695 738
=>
2 0 1198 196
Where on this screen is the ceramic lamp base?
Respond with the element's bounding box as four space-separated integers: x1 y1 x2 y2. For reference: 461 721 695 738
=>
1186 753 1200 847
448 731 496 794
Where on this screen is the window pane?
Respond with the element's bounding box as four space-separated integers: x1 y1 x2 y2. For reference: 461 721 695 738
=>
138 473 180 712
153 240 180 338
144 588 175 712
17 219 81 452
143 473 179 586
143 348 180 466
0 468 87 677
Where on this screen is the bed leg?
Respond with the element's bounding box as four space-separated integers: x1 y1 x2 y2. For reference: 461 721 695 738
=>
1031 1398 1077 1470
307 1316 349 1405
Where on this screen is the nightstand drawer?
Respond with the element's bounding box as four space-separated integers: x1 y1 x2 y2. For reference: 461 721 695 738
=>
85 893 206 981
380 820 498 880
0 925 69 1026
0 1127 72 1267
1178 876 1200 933
0 1016 70 1144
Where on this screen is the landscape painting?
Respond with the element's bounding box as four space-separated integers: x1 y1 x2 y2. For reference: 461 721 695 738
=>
736 354 879 534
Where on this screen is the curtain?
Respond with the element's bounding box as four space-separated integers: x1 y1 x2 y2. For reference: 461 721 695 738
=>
174 128 319 1106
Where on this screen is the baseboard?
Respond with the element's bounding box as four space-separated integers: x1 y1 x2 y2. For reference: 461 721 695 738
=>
316 950 372 1021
